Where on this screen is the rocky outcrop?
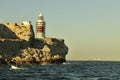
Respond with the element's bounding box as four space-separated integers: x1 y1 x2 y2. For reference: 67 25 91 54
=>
0 22 68 64
0 21 34 41
12 38 68 64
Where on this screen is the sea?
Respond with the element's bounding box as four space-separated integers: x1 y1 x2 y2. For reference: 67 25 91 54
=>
1 61 120 80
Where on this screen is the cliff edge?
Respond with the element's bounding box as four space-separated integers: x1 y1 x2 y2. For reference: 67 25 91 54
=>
0 22 68 64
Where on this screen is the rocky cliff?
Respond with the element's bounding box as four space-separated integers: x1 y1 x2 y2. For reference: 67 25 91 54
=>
0 21 68 64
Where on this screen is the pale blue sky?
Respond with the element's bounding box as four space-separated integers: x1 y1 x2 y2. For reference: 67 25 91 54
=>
0 0 120 61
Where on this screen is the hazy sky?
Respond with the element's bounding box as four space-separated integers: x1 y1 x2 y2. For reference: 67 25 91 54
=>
0 0 120 61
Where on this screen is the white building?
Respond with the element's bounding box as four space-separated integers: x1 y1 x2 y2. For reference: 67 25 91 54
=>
36 13 45 38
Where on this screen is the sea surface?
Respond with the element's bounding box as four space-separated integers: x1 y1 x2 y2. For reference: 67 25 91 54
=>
1 61 120 80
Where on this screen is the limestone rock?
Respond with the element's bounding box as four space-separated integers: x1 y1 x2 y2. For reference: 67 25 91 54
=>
0 21 34 41
0 22 68 64
0 39 31 59
12 38 68 64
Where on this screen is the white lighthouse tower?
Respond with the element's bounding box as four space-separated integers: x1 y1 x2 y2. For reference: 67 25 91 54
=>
36 13 45 38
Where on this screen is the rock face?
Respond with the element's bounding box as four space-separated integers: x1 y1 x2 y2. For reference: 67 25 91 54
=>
0 22 68 64
0 21 34 41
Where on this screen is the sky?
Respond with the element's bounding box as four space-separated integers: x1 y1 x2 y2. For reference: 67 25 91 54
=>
0 0 120 61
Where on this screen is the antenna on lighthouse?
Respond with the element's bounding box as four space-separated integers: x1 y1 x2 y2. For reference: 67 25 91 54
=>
39 13 42 17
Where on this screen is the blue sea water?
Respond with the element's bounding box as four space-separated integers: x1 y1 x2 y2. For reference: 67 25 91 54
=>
1 61 120 80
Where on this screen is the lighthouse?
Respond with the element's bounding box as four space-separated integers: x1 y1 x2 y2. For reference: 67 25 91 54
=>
36 13 45 38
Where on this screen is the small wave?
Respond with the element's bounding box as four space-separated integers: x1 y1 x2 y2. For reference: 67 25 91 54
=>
79 77 111 80
97 77 111 80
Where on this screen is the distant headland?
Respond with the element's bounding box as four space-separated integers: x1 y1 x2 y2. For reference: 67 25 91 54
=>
0 13 68 64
